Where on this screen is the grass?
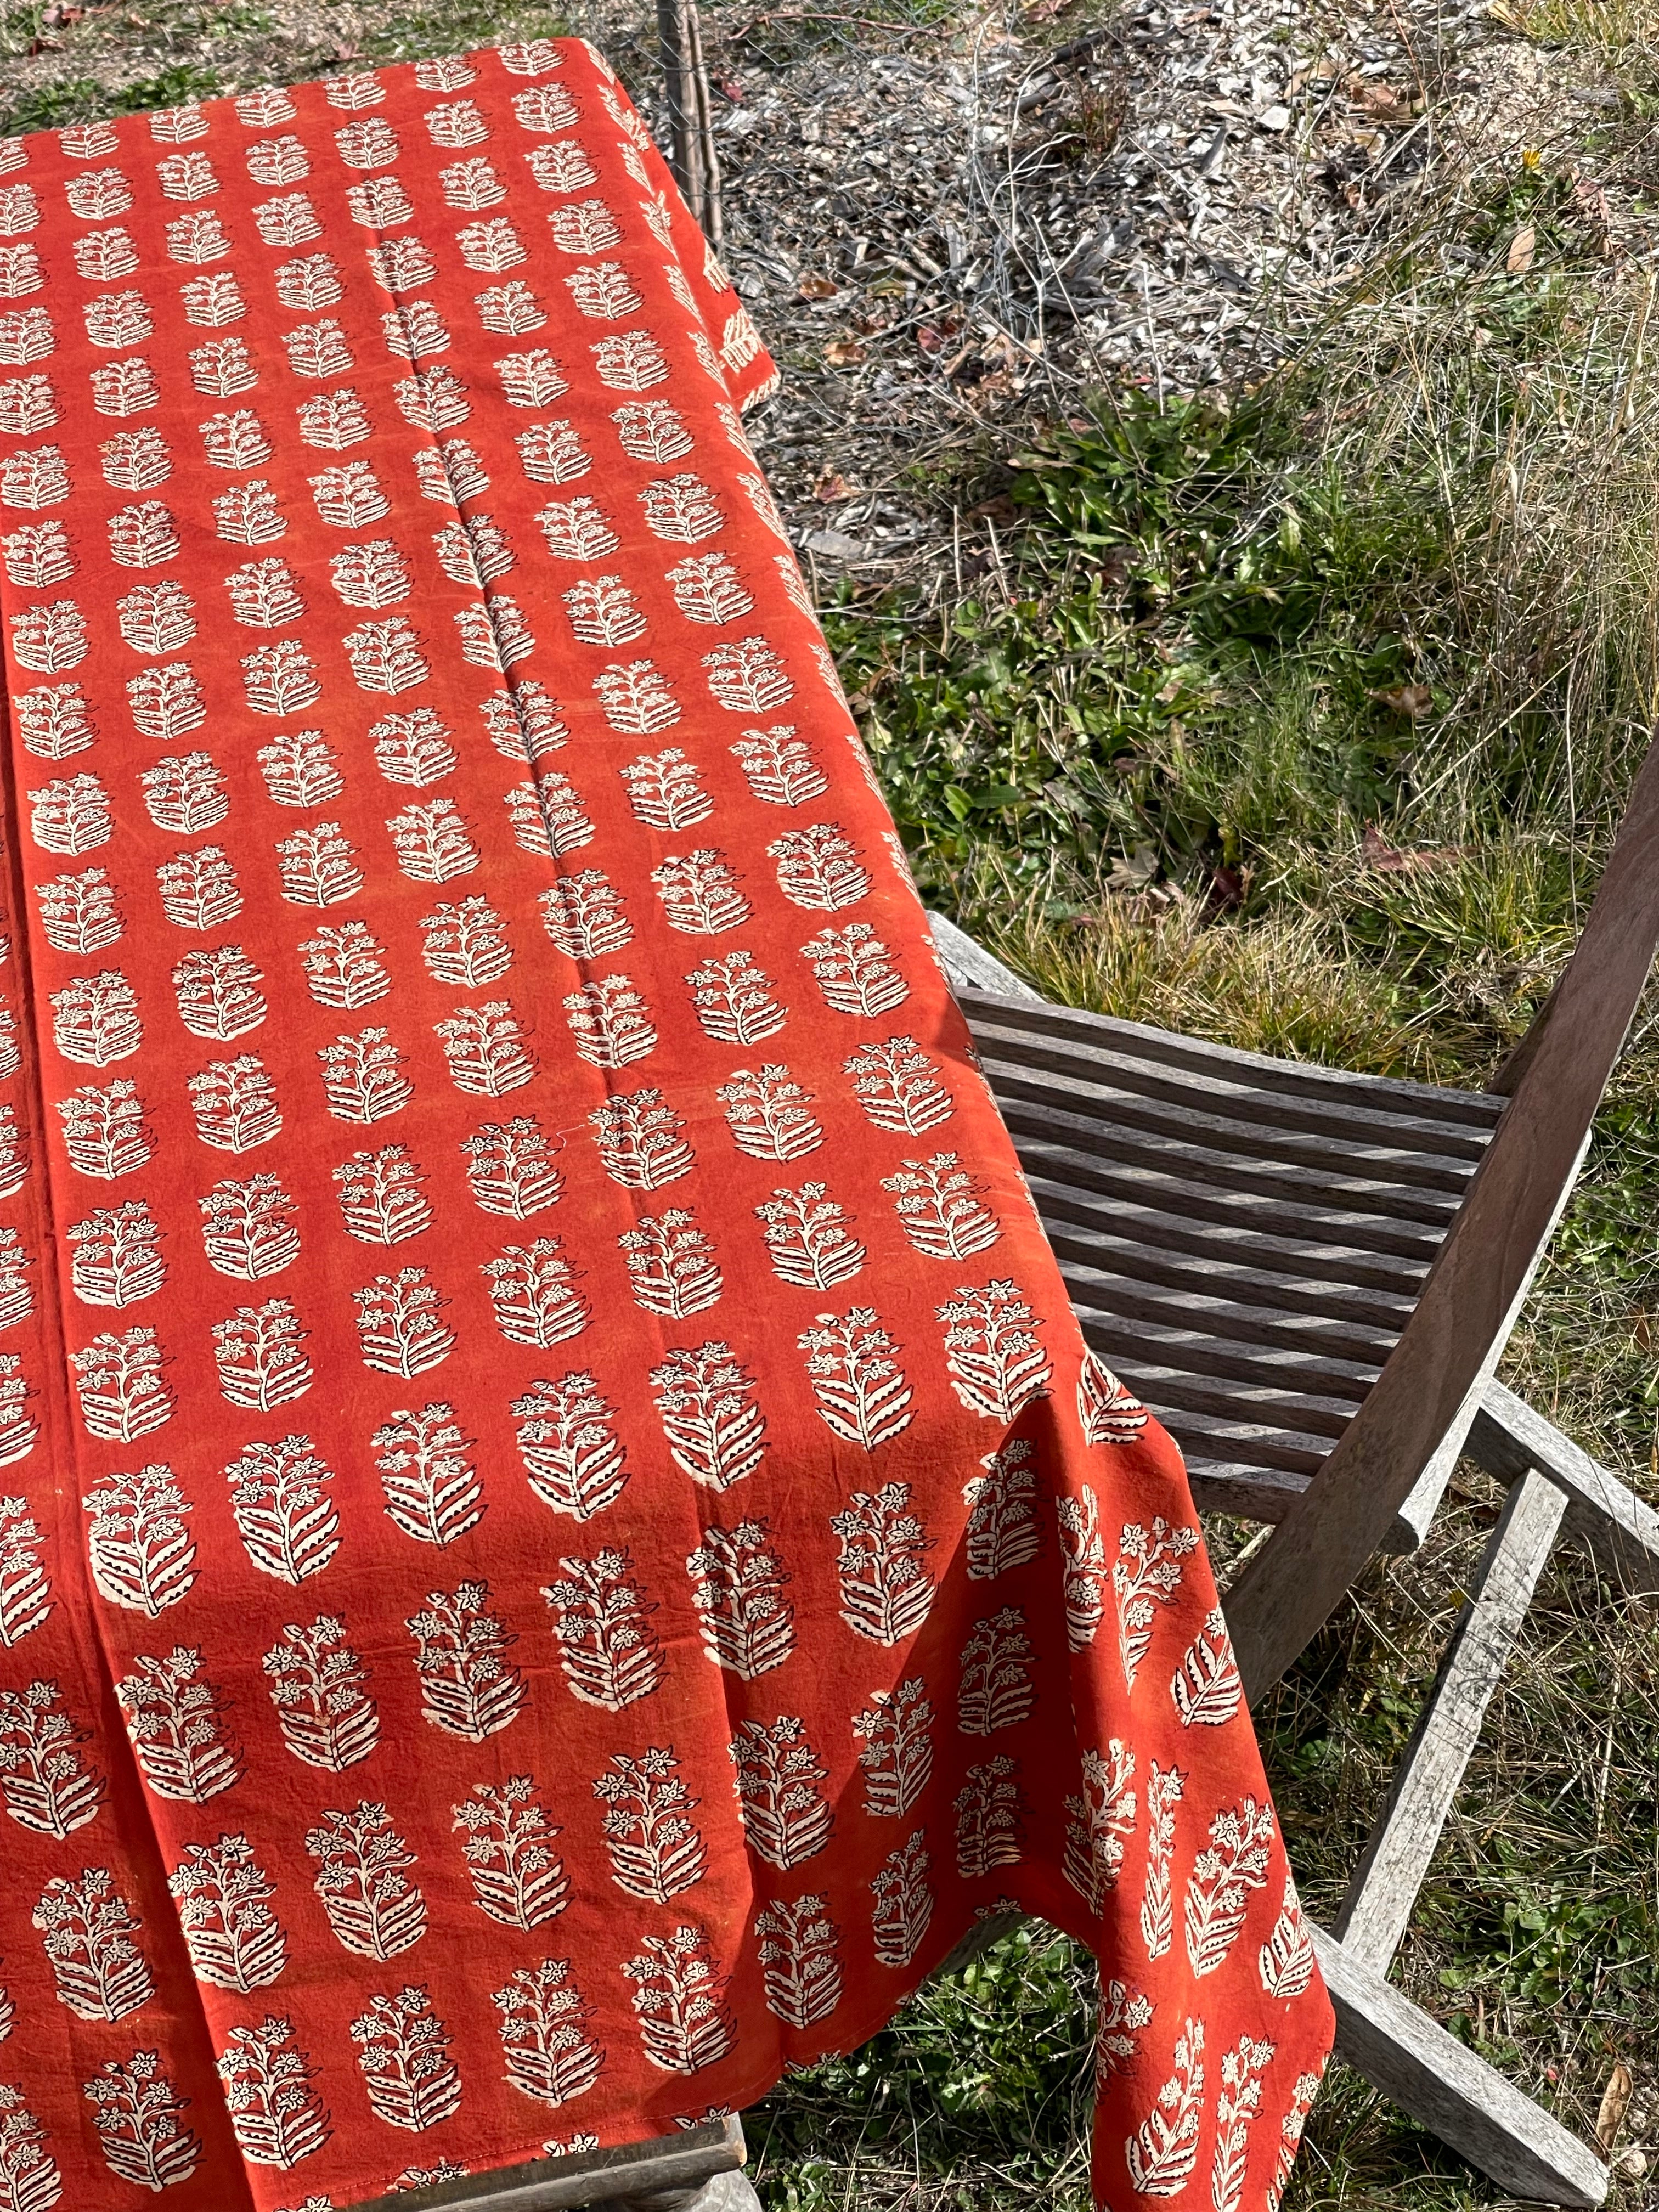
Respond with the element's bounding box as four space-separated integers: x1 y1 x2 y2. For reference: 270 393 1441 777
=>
0 0 575 133
0 59 222 130
358 0 568 64
0 0 1654 2207
1485 0 1659 90
834 259 1659 912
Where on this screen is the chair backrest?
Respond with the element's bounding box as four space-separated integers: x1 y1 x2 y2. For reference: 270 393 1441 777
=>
1225 731 1659 1702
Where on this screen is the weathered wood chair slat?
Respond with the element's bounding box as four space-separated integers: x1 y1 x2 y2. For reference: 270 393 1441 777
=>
1023 1137 1462 1255
1041 1206 1436 1298
995 1093 1476 1229
981 1017 1497 1163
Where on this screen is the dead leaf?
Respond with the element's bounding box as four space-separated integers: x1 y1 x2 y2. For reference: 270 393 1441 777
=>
1348 79 1414 122
1570 176 1615 258
1359 824 1415 872
1099 545 1135 587
968 367 1016 403
1634 1314 1654 1353
797 273 838 300
1358 825 1464 873
1206 864 1246 912
814 470 852 503
1506 224 1537 274
823 338 866 368
1107 842 1158 891
1368 682 1433 719
1597 2062 1634 2152
917 325 945 354
715 74 745 101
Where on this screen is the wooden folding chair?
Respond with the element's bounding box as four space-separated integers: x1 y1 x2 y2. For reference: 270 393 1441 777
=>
927 729 1659 2205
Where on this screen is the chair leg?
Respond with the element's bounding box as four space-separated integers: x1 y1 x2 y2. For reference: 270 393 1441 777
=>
1314 1381 1659 2202
918 1445 1620 2202
1333 1467 1567 1970
1308 1466 1610 2204
1310 1928 1607 2206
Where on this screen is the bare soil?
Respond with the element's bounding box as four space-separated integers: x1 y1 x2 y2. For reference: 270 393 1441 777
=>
2 0 1645 603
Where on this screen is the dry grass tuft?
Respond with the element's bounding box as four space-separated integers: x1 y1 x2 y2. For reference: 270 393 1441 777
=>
1487 0 1659 68
987 890 1445 1074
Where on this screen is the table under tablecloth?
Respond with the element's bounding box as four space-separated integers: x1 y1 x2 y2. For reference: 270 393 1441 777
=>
0 38 1333 2211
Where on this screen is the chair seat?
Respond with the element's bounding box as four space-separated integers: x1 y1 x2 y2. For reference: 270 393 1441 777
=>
959 990 1508 1536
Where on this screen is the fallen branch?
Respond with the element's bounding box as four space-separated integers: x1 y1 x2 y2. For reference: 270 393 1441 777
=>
740 8 951 32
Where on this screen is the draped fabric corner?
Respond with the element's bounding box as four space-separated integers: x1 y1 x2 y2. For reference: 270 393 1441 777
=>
0 39 1333 2212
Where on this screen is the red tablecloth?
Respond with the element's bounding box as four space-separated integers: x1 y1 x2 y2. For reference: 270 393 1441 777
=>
0 40 1332 2210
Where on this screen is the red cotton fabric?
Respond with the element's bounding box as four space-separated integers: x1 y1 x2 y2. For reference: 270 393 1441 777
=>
0 38 1334 2212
